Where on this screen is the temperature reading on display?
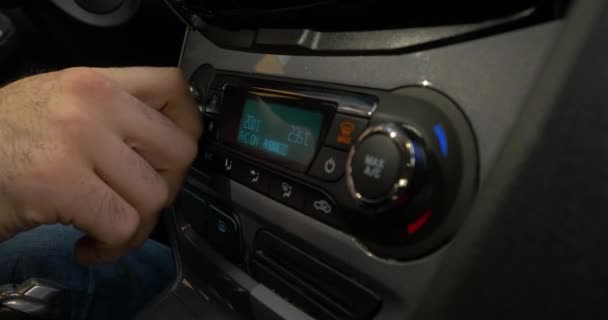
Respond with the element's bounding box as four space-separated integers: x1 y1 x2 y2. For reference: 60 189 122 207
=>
288 125 313 147
235 96 325 168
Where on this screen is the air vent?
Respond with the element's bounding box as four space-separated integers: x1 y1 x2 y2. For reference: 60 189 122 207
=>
251 231 380 320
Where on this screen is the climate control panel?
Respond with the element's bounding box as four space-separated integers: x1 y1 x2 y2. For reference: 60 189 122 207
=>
188 65 478 260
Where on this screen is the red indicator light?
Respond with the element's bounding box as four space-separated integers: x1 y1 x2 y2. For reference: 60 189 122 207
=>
407 210 432 235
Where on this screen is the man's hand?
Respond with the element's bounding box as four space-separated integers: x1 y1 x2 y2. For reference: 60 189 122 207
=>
0 67 202 264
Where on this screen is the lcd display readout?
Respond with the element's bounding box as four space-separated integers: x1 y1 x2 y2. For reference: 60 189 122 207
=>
236 96 324 167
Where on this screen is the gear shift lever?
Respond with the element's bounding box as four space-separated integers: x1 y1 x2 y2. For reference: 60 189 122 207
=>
0 279 70 319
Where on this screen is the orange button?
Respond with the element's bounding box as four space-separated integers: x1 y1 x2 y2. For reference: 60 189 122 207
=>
325 114 369 151
337 120 356 145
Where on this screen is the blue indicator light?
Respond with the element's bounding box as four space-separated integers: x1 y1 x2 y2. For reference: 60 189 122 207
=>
433 124 448 157
217 220 227 233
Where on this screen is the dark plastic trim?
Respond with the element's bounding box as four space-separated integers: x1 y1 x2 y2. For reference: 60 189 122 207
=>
165 1 564 55
49 0 141 27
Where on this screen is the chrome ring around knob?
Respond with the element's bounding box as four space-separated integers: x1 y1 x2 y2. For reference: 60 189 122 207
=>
345 123 420 205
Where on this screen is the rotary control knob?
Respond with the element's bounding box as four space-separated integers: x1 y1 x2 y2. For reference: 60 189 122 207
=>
346 123 427 208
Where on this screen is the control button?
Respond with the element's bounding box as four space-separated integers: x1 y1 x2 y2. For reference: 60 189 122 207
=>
305 193 334 215
269 177 305 210
325 114 369 150
210 76 228 90
193 143 217 173
206 204 240 259
204 116 221 142
204 89 222 114
347 123 427 207
178 190 210 236
303 191 344 229
189 85 201 102
309 147 347 181
214 150 241 179
232 162 271 194
351 134 402 200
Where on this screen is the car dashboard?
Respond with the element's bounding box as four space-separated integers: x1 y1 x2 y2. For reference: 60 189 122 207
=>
133 0 604 319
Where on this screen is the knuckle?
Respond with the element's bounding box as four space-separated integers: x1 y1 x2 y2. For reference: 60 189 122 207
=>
180 136 198 166
54 105 90 131
166 135 198 170
137 178 169 217
165 67 187 87
137 164 169 213
192 115 204 140
48 99 99 144
58 67 111 97
113 217 139 246
53 109 96 146
149 180 170 212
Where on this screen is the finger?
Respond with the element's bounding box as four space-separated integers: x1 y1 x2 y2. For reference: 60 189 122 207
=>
91 130 169 249
99 85 196 172
74 235 129 265
91 67 203 140
53 169 140 264
158 166 190 206
92 128 169 213
97 84 197 202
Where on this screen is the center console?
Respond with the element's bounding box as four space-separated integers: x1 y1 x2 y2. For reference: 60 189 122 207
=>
146 66 478 320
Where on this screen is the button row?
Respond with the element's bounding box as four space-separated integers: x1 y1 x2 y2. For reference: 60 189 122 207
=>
212 150 344 230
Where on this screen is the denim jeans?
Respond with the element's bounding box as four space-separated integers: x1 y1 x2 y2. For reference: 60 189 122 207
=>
0 224 175 320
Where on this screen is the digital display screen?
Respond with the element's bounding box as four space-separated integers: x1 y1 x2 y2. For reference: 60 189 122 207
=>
236 95 325 167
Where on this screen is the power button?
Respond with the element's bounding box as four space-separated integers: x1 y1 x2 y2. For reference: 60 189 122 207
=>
308 147 347 181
